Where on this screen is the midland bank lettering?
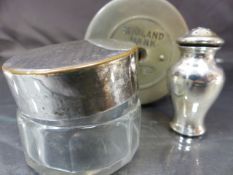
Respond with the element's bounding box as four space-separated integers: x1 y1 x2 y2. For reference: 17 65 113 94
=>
123 26 165 48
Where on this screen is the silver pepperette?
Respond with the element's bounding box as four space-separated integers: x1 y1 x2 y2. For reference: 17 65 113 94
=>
169 27 225 137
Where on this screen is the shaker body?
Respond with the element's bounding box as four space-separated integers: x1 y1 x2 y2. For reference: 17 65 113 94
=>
169 49 225 136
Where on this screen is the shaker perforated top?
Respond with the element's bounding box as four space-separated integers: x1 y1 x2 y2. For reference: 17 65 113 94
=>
177 27 224 47
2 39 137 75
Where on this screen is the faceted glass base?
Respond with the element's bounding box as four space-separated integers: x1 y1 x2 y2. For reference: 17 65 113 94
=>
26 150 134 175
18 100 141 175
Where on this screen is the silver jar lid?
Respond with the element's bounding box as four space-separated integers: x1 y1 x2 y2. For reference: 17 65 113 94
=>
3 40 137 75
3 39 139 120
85 0 188 104
177 27 224 47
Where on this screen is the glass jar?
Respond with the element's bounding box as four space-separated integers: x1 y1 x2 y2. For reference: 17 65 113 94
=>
3 39 141 175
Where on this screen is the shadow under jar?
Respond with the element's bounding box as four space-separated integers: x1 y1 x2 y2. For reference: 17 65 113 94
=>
2 39 141 175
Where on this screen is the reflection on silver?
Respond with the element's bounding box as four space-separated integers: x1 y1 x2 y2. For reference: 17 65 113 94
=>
169 28 225 137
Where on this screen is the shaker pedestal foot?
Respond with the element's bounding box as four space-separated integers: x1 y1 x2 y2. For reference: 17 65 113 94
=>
170 122 206 137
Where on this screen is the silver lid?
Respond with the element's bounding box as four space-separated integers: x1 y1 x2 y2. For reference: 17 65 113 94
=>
3 40 139 120
177 27 224 47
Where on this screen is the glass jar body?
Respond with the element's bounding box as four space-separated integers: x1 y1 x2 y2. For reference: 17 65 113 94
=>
18 98 141 175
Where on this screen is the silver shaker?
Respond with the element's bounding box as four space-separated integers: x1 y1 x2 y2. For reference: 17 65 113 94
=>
2 39 141 175
169 27 225 137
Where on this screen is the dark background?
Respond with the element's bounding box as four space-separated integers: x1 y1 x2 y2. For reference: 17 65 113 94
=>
0 0 232 63
0 1 233 175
